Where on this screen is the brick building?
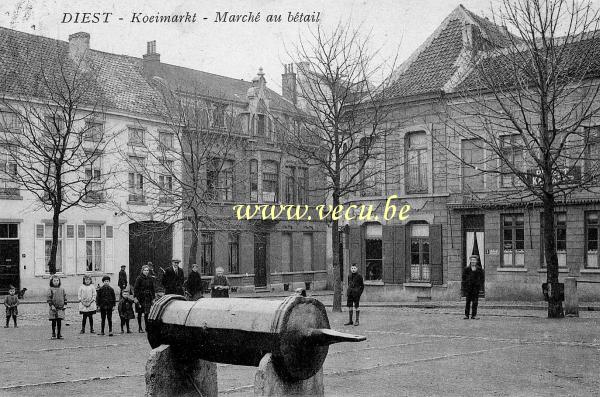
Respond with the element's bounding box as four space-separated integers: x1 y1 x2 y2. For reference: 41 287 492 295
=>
342 5 600 301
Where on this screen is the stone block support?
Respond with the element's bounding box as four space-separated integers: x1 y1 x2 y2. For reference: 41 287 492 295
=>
254 353 324 397
564 277 579 317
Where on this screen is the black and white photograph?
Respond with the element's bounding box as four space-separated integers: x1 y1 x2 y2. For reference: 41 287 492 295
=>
1 0 600 395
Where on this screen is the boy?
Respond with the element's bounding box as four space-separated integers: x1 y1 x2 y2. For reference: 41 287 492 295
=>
4 285 19 328
96 275 116 336
118 289 135 333
345 264 364 326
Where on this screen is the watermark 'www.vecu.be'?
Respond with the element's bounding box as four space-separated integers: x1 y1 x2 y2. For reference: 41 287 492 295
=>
233 194 411 222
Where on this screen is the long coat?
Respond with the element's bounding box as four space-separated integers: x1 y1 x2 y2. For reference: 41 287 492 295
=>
347 273 364 299
134 274 155 314
118 270 128 290
96 285 116 311
162 266 185 295
118 297 136 320
78 284 97 313
185 271 203 300
47 287 67 320
463 266 484 294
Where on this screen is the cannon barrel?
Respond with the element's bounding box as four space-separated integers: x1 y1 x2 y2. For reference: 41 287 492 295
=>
147 294 365 381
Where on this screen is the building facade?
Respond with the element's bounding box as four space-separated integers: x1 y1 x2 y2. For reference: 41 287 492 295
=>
342 5 600 301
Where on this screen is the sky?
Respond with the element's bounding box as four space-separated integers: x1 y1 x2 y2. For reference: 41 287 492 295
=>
1 0 599 95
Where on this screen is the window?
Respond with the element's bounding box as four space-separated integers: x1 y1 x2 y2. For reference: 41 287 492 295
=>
207 159 234 201
39 224 63 273
257 114 266 136
228 232 239 274
360 137 382 197
0 145 18 196
584 126 600 177
500 135 524 188
541 213 567 268
128 127 144 146
212 105 225 128
44 115 65 133
0 112 22 134
365 223 383 281
220 160 234 201
158 132 174 150
84 122 103 142
0 223 18 238
282 233 293 272
406 132 428 194
85 224 102 272
502 214 525 267
84 154 103 201
462 139 484 192
200 232 214 275
262 161 279 203
297 168 308 204
303 233 313 271
410 223 430 281
128 156 145 202
159 160 173 204
585 212 599 268
250 160 258 202
284 166 296 203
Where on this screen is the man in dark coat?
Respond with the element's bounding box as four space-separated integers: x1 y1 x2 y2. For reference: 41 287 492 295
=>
463 255 484 319
162 259 185 295
344 264 364 326
118 265 128 294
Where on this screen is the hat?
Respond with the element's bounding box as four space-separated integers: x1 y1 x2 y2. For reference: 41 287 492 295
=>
120 265 126 268
102 275 111 282
171 258 181 263
8 285 16 289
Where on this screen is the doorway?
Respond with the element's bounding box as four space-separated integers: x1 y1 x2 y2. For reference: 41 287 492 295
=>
462 215 485 296
254 234 268 287
0 240 19 294
129 222 173 289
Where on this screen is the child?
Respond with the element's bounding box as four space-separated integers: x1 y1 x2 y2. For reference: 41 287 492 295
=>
209 267 230 298
4 285 19 328
117 289 135 333
344 264 364 326
96 275 116 336
78 275 97 333
47 275 67 339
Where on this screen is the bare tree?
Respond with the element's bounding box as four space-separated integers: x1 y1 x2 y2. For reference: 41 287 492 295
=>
281 22 400 311
444 0 600 318
0 42 113 274
118 79 250 272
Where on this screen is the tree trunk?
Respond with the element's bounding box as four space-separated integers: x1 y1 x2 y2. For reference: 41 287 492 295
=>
331 193 342 312
542 194 564 318
188 217 199 273
48 208 61 275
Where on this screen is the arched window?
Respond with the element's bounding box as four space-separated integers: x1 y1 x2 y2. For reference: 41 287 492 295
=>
262 160 279 202
359 137 382 197
409 221 430 281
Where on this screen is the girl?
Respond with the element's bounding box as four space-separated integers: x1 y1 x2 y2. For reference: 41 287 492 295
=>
134 265 155 333
78 275 96 333
47 275 67 339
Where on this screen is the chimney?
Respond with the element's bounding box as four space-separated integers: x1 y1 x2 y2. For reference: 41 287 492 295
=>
281 64 297 105
143 40 161 78
68 32 90 62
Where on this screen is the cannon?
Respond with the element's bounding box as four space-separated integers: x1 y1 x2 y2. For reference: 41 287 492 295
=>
146 293 366 382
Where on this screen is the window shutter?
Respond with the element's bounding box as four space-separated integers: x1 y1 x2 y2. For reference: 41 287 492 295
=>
34 224 46 275
404 225 411 283
77 225 86 273
429 224 443 285
313 231 326 271
105 225 114 273
65 224 75 275
382 225 395 283
393 225 406 284
348 227 363 274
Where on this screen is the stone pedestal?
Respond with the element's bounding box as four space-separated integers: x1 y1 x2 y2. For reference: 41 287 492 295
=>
254 353 324 397
564 277 579 317
145 345 218 397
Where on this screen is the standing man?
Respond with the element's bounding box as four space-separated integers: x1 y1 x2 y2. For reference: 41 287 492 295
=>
118 265 128 295
162 259 185 295
344 264 364 326
463 255 484 320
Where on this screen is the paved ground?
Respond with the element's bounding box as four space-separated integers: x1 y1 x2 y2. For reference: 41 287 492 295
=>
1 298 599 396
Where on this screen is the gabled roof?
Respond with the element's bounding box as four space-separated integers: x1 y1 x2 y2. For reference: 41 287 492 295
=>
0 26 294 117
387 5 514 99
